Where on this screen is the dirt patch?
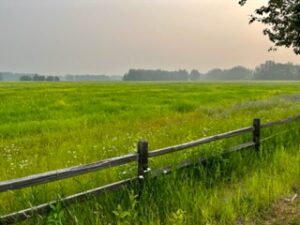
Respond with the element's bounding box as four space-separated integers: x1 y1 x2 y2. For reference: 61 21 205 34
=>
240 189 300 225
261 193 300 225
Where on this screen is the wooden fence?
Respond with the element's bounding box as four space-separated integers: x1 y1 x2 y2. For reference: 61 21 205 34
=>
0 115 300 224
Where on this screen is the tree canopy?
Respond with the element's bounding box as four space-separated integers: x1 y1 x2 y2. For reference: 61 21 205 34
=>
239 0 300 54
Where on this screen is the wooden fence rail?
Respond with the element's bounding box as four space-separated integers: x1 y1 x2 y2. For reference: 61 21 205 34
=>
0 126 254 193
0 153 137 193
148 126 253 158
260 114 300 129
0 115 299 224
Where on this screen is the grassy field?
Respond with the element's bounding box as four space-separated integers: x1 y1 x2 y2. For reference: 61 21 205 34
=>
1 81 300 224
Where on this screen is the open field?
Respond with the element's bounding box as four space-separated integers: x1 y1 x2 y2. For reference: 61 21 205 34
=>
1 81 300 224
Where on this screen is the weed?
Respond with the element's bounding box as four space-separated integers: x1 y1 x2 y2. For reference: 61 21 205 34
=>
167 209 186 225
112 191 138 225
47 203 65 225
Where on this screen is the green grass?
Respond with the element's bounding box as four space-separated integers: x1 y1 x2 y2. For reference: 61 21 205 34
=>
1 81 300 224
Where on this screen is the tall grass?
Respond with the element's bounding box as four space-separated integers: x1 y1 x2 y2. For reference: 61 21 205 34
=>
22 122 300 225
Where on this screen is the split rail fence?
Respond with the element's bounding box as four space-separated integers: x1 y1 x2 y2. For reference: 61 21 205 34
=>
0 114 300 224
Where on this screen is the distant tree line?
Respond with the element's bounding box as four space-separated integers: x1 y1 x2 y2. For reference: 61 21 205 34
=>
20 74 60 81
65 74 110 81
123 61 300 81
1 61 300 82
204 66 252 80
122 67 252 81
0 73 122 82
253 61 300 80
123 69 189 81
0 72 27 81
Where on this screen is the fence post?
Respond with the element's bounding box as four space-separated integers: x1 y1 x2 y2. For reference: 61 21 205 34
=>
137 139 148 197
253 118 261 151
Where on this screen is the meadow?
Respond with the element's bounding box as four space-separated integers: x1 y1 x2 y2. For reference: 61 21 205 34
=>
1 81 300 224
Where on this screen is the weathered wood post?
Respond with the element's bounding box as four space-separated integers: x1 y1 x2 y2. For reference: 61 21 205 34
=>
137 139 148 197
253 118 261 151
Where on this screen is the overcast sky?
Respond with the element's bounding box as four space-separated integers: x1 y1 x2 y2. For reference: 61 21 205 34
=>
0 0 299 75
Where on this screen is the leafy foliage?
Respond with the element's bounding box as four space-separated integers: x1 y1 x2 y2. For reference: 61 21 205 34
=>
167 209 186 225
240 0 300 54
47 203 65 225
112 191 138 225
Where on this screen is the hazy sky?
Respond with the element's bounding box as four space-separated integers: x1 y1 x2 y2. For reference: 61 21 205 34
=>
0 0 299 75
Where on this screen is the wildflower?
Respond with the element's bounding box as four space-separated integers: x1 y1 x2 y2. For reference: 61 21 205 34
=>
144 168 151 173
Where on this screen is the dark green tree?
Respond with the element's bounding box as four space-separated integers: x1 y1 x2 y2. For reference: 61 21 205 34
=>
46 76 60 81
204 66 253 80
123 69 189 81
253 61 300 80
20 75 33 81
190 69 202 81
239 0 300 54
33 74 45 81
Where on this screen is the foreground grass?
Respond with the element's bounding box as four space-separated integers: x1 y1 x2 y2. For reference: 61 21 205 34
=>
0 81 300 224
25 122 300 225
